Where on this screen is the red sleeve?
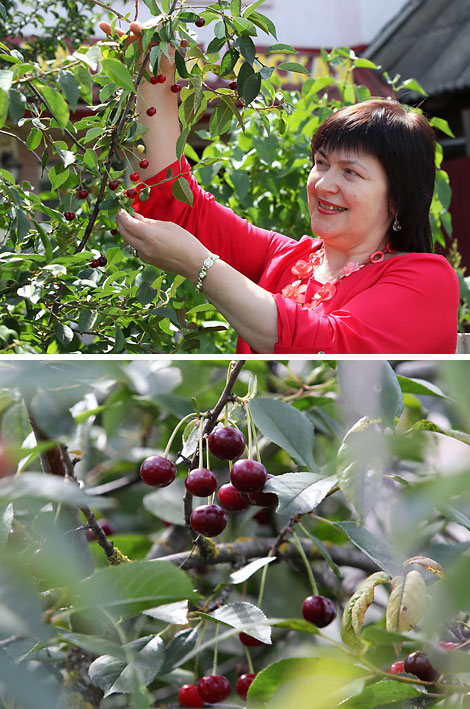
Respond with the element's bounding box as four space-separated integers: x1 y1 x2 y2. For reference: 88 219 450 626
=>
273 255 459 354
132 157 284 283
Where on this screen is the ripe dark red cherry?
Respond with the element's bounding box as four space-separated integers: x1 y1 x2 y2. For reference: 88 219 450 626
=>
302 595 337 628
177 684 204 708
185 468 217 496
218 483 249 511
230 459 267 493
228 80 238 90
236 673 256 700
208 426 245 460
156 73 166 83
146 106 157 116
239 632 265 647
197 675 230 703
150 76 159 85
108 180 119 190
77 189 89 199
195 17 206 27
180 39 188 47
140 456 177 488
139 159 149 169
388 660 405 674
110 228 118 235
125 188 137 198
129 172 140 182
64 211 75 221
247 474 277 507
404 651 438 682
190 504 227 537
170 83 182 93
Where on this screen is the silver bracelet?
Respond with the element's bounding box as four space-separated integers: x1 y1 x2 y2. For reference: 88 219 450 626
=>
195 253 219 292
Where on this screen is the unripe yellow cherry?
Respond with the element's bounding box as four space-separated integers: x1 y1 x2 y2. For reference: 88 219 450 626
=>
136 144 145 154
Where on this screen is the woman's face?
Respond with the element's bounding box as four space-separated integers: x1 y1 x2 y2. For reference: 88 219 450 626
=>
307 147 393 251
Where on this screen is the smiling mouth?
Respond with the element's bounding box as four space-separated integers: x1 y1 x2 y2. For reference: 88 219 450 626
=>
318 200 347 213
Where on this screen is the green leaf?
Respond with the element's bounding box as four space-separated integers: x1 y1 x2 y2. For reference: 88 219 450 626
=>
247 657 368 707
335 521 403 577
396 375 448 399
353 57 378 69
206 602 272 644
385 570 427 633
159 628 197 675
230 0 242 15
341 571 390 649
143 600 188 625
48 164 70 191
264 43 297 54
409 419 470 445
101 58 135 92
440 504 470 531
240 71 261 105
0 473 111 509
53 321 74 347
243 0 268 18
220 47 240 76
172 175 193 206
143 478 186 525
59 70 81 111
0 502 13 549
399 78 427 95
0 68 13 92
250 397 317 470
78 308 97 333
209 100 234 136
0 87 9 129
7 88 26 123
265 473 336 515
338 361 404 424
342 679 423 707
38 84 70 129
0 647 63 709
27 127 43 150
232 16 257 35
175 49 190 79
235 36 256 64
73 559 200 620
430 116 455 138
230 556 276 584
88 635 164 697
136 282 158 306
277 61 310 75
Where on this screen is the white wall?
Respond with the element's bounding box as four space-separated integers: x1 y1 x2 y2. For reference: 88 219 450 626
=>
107 0 410 48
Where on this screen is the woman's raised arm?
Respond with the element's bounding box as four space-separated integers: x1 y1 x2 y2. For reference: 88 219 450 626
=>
99 20 180 175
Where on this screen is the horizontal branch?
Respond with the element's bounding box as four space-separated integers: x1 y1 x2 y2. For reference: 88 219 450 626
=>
148 536 379 574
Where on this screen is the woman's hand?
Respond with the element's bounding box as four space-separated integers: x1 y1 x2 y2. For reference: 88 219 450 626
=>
99 20 175 72
116 209 209 280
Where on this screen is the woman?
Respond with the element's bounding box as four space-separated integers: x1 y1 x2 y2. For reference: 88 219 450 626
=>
103 22 459 354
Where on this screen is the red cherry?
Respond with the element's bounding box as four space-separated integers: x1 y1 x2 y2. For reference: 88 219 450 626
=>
177 684 204 708
64 211 76 221
236 673 256 701
190 504 227 537
170 83 182 93
110 228 118 235
97 255 107 267
218 483 249 511
302 595 337 628
404 651 438 682
140 456 177 488
230 459 266 493
130 172 140 182
197 675 230 703
180 39 189 48
150 76 159 85
90 259 99 268
139 159 149 169
77 189 89 199
253 508 271 525
228 80 238 90
388 660 405 674
146 106 157 116
247 474 277 507
156 73 166 84
108 180 119 190
195 18 206 28
208 426 245 461
185 468 217 496
239 632 265 647
125 188 137 198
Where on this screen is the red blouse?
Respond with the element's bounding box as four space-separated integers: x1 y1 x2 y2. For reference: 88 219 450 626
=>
133 157 459 355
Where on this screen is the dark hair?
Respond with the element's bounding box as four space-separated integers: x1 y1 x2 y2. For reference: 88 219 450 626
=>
310 99 436 252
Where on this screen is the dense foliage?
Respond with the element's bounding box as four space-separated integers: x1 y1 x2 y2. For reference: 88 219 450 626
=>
0 359 469 708
0 1 461 352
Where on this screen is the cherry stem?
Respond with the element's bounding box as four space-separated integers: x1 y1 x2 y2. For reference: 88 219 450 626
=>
198 417 204 469
247 406 261 463
292 529 318 595
163 412 198 459
244 646 255 674
256 549 274 607
212 623 220 675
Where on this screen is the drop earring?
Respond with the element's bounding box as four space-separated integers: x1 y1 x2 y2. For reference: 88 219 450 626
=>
392 214 401 232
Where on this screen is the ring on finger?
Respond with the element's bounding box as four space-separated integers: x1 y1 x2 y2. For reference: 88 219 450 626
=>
125 244 138 258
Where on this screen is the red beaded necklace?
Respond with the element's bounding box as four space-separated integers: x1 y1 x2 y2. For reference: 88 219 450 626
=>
281 242 395 309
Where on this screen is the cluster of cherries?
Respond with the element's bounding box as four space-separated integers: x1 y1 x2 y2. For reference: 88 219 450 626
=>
139 425 279 537
388 647 448 682
139 425 340 706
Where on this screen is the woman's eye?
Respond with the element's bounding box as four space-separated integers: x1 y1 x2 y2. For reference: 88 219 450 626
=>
345 168 357 176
